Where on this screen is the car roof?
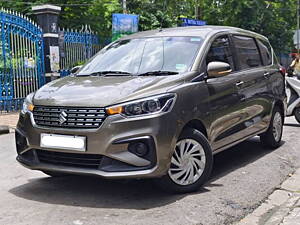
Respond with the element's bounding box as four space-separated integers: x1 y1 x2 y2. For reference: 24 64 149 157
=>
120 25 268 42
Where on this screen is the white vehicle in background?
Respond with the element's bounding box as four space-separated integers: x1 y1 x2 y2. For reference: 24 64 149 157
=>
286 76 300 123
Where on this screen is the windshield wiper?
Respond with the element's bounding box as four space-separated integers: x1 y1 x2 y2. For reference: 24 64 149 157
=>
137 71 179 76
77 71 132 76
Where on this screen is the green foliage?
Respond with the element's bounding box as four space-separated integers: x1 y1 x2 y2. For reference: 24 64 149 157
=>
126 0 197 30
0 0 297 53
59 0 121 37
74 60 86 66
202 0 296 53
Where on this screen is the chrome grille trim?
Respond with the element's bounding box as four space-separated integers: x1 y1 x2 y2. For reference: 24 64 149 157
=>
32 106 106 129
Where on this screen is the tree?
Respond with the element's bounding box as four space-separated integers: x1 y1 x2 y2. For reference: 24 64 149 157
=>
202 0 297 54
59 0 121 38
1 0 121 38
0 0 298 54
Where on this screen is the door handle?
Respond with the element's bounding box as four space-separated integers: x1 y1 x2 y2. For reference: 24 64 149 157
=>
264 72 270 78
236 81 244 87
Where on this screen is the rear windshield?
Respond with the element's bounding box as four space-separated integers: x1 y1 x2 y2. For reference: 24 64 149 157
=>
77 36 203 75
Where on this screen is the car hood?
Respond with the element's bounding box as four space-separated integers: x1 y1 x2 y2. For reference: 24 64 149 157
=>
33 75 184 107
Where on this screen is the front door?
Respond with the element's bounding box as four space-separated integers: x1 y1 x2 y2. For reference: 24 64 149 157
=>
203 35 246 151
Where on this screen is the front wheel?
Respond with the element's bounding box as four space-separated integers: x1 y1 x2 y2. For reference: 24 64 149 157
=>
260 106 283 149
294 108 300 124
155 128 213 193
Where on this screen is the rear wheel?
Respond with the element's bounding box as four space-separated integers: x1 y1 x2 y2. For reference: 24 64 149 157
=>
155 128 213 193
294 108 300 124
260 106 283 149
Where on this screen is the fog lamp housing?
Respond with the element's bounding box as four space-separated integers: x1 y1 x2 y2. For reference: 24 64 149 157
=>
128 142 149 157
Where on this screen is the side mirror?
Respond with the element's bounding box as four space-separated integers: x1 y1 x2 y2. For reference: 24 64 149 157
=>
207 61 232 78
70 65 82 74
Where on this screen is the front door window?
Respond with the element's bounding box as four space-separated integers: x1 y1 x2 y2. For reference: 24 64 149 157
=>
206 36 235 71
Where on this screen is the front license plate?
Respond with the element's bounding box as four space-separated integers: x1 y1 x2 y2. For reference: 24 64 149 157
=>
40 133 86 152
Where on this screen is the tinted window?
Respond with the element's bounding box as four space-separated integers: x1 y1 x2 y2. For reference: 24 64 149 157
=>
257 39 272 65
232 36 262 70
206 36 235 71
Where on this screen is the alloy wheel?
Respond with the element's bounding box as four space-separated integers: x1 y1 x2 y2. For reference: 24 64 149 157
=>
295 108 300 123
168 139 206 186
272 112 282 142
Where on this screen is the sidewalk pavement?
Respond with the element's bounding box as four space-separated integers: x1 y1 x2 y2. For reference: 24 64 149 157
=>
236 169 300 225
0 112 19 133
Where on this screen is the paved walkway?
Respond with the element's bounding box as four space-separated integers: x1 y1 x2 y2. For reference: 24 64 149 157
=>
236 169 300 225
0 112 19 131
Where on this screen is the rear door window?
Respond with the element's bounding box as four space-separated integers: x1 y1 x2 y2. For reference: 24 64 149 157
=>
206 35 235 71
232 35 263 70
256 39 272 66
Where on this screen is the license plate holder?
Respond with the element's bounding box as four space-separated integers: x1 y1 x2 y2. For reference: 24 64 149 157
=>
40 133 86 152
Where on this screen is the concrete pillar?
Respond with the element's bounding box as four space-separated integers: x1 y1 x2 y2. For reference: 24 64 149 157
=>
32 4 61 82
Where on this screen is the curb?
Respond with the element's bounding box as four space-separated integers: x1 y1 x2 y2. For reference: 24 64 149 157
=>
236 169 300 225
0 125 10 135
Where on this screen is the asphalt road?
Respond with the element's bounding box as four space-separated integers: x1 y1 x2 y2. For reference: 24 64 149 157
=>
0 117 299 225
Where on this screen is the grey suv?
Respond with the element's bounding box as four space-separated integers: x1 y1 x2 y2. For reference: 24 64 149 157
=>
16 26 286 193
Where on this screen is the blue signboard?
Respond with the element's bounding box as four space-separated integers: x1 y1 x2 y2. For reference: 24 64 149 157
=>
181 18 206 27
112 13 139 41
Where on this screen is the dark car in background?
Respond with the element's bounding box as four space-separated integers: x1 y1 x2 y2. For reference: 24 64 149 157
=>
16 26 286 193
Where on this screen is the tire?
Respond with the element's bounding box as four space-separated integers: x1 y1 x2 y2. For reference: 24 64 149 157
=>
42 170 68 177
155 128 213 194
260 106 283 149
294 108 300 124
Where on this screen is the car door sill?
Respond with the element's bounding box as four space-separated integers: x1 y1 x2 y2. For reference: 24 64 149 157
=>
212 127 268 155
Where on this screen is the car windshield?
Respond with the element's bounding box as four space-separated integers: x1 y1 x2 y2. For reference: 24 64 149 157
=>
77 36 203 76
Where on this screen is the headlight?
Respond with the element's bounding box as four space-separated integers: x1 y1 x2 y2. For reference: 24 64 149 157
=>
21 93 35 114
106 93 176 117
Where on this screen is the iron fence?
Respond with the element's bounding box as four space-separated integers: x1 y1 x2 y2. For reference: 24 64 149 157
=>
59 25 102 77
0 8 45 112
0 8 113 113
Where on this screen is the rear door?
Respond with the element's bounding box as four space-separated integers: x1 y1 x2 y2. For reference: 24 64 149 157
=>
256 38 285 110
230 35 272 136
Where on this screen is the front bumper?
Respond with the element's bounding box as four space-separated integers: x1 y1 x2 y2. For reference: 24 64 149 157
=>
15 110 179 179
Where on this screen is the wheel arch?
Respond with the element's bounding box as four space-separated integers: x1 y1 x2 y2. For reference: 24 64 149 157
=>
181 119 208 138
274 99 285 117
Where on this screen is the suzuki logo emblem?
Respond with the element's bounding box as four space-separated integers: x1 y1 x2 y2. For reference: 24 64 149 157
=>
59 111 67 124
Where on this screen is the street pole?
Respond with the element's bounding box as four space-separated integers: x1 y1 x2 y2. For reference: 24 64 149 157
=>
123 0 127 14
194 0 200 20
194 0 202 20
297 0 299 54
195 0 197 19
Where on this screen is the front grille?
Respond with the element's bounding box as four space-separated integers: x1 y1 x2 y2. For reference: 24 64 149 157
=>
36 149 103 169
33 106 106 129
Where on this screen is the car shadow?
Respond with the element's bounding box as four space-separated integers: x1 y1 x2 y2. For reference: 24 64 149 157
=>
210 137 283 183
9 137 281 210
